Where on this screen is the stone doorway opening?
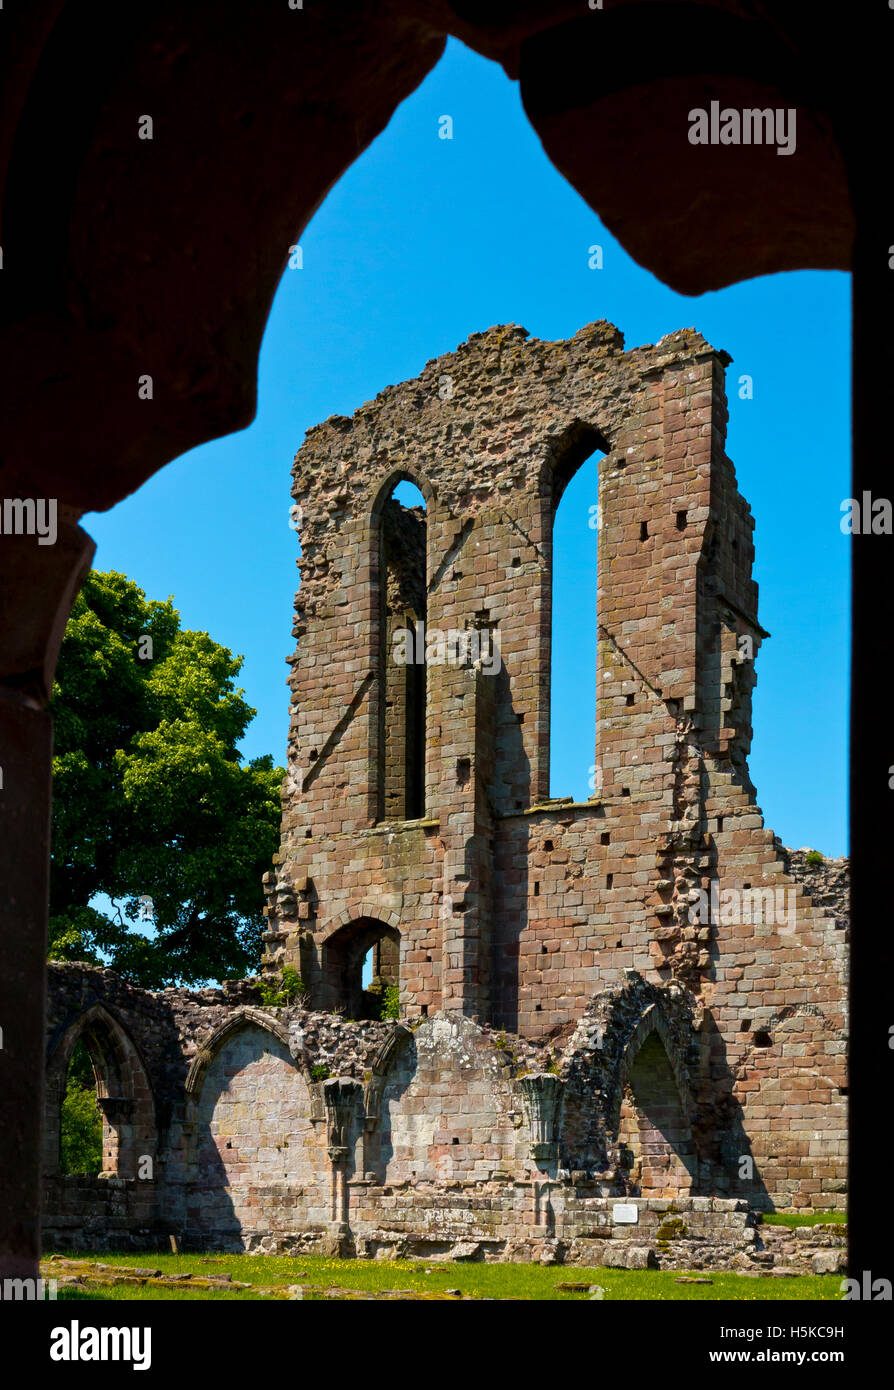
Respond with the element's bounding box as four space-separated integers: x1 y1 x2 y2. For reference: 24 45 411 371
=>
322 916 401 1020
617 1032 697 1197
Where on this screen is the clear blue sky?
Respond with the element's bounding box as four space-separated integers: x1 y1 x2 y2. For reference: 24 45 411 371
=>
85 38 850 857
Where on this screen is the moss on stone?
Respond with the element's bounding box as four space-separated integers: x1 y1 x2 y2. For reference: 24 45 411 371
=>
656 1217 689 1241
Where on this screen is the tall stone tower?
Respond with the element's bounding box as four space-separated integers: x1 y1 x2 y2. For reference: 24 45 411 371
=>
260 321 845 1207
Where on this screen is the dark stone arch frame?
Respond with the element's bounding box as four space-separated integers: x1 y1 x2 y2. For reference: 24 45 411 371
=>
44 1001 156 1181
319 915 403 1019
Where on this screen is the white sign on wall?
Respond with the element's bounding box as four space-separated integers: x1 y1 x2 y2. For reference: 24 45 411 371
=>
612 1203 639 1225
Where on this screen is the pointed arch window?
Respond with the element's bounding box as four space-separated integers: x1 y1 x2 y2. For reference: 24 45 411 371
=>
376 476 428 820
547 425 606 798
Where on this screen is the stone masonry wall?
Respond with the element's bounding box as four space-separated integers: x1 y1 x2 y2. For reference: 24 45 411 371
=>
43 947 845 1259
42 321 848 1260
263 322 847 1212
44 963 775 1262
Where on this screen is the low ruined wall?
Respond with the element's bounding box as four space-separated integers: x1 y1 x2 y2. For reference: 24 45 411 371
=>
43 1176 160 1253
42 960 846 1261
340 1192 757 1271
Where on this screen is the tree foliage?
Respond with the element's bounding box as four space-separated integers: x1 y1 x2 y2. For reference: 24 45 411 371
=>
59 1040 103 1175
49 570 284 986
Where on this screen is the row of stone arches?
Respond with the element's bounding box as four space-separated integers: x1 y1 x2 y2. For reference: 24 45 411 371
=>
42 997 411 1183
42 988 707 1222
180 999 701 1197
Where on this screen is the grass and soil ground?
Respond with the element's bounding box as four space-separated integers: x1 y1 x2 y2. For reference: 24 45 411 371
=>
43 1250 845 1302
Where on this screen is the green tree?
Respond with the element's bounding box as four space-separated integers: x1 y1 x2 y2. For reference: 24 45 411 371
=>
49 570 284 987
59 1040 103 1175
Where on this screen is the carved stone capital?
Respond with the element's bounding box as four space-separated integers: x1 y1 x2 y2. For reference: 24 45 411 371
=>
321 1077 361 1162
519 1073 561 1163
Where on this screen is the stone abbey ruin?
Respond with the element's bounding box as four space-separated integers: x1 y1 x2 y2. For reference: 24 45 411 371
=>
43 322 848 1269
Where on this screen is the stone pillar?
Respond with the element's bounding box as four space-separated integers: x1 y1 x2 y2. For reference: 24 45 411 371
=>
436 657 496 1019
0 515 94 1279
321 1077 361 1240
595 350 721 797
520 1073 561 1231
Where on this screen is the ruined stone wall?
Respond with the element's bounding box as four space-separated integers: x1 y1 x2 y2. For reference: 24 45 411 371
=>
42 322 848 1259
260 321 846 1212
42 947 846 1258
697 788 848 1211
43 963 777 1256
367 1015 531 1187
781 848 850 932
43 963 395 1250
274 321 752 1021
188 1025 319 1239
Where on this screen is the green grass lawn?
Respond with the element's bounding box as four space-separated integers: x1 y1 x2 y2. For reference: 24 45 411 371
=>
46 1251 844 1301
760 1211 847 1229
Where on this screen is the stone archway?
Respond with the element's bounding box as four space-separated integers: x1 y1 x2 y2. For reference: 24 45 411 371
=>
616 1030 697 1198
320 916 402 1019
44 1003 155 1181
184 1012 317 1247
